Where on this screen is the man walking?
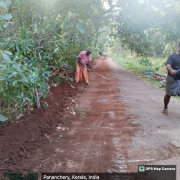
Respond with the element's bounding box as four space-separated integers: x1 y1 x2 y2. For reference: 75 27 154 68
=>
75 49 94 85
163 42 180 115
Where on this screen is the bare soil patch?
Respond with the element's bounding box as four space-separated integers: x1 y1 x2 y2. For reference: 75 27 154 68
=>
0 74 88 179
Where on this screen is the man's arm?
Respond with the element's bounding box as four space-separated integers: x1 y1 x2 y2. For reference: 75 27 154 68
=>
166 64 176 75
78 57 85 68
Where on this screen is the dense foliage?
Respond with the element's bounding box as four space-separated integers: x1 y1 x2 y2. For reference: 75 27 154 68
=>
0 0 111 120
1 0 180 121
112 0 180 56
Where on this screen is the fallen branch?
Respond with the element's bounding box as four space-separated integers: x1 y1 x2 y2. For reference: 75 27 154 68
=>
154 72 167 77
49 66 64 77
142 73 167 88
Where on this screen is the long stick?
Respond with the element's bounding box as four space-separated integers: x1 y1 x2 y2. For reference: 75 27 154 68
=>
35 86 41 108
85 67 109 80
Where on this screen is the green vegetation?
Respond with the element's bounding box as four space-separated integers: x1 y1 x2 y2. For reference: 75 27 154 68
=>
0 0 110 121
107 53 166 75
107 52 180 101
106 52 165 88
111 0 180 56
1 0 180 121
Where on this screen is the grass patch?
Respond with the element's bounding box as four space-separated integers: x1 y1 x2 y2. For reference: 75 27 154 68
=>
106 53 165 75
106 53 180 102
107 53 163 87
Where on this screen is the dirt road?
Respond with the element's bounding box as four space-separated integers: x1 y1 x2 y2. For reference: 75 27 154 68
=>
57 56 180 176
1 55 180 179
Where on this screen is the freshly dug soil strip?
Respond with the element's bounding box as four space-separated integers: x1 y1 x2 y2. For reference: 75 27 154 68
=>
0 77 87 179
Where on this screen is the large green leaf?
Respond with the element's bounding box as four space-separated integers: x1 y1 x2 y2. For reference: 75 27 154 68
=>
3 23 8 28
0 114 6 121
8 72 17 78
18 99 23 106
54 47 59 53
1 52 11 61
21 75 28 82
43 92 48 99
1 14 12 20
69 19 76 26
44 102 48 108
21 92 24 97
13 80 17 86
30 77 35 83
69 77 74 82
5 51 12 55
9 92 15 99
0 1 11 7
40 81 47 91
76 24 85 34
23 97 31 102
16 45 20 52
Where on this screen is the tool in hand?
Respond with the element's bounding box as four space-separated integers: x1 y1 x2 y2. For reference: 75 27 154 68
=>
85 67 109 80
171 69 180 80
176 69 180 74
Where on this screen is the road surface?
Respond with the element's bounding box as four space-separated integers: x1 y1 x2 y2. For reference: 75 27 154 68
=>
61 55 180 177
1 55 180 180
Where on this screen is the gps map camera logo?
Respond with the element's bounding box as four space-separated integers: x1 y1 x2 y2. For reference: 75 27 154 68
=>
139 166 145 172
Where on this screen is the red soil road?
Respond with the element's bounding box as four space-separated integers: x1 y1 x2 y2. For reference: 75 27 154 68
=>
0 55 137 179
61 56 140 173
1 55 180 179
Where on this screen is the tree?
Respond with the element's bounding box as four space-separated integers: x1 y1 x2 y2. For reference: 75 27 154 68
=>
0 0 111 120
112 0 180 55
